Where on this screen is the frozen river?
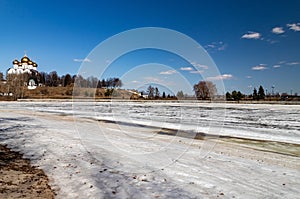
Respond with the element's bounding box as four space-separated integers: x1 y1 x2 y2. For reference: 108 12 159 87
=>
4 100 300 143
0 101 299 198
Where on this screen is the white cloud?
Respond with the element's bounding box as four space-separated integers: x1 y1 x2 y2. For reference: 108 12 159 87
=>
287 23 300 31
246 76 252 79
286 62 300 65
273 65 281 68
131 80 139 83
189 70 204 74
272 27 285 34
159 70 178 75
241 32 261 39
73 58 91 63
252 64 267 71
207 74 233 81
144 77 163 83
144 77 176 86
180 67 193 71
191 62 209 69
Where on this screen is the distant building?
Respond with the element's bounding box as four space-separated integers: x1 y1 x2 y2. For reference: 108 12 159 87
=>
6 54 40 89
7 53 38 75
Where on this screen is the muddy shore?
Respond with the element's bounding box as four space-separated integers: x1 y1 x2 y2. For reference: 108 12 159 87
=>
0 144 55 199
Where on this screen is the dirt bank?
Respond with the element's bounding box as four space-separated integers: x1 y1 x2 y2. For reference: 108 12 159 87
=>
0 144 55 199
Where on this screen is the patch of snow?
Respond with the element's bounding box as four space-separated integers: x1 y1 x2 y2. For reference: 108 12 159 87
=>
0 101 299 198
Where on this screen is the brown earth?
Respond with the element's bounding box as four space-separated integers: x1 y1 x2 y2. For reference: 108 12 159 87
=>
0 85 134 100
0 85 179 101
0 144 55 199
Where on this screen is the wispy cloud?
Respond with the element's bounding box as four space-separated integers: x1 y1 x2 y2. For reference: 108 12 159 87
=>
207 74 233 81
287 23 300 31
279 61 286 64
251 64 267 71
204 41 227 52
144 77 176 86
217 43 227 51
265 39 279 44
241 31 261 39
246 75 252 79
264 38 279 44
180 67 193 71
286 61 300 66
189 70 204 74
272 27 285 34
159 70 178 75
271 61 299 68
191 62 209 69
181 62 207 74
73 58 91 63
144 77 163 83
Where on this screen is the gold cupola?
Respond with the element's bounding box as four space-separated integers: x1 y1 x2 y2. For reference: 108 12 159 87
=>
13 59 19 65
21 55 30 63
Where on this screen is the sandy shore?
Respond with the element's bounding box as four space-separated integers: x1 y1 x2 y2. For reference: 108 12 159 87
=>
0 144 55 199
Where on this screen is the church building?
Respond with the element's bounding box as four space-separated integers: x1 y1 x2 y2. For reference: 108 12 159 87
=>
6 54 40 89
7 54 38 75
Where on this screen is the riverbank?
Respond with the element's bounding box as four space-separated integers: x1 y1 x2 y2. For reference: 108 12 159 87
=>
0 144 55 198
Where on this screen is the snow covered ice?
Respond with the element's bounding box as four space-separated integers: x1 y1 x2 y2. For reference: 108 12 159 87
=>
0 100 299 198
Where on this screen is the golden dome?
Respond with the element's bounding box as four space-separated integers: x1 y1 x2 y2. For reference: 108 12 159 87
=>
33 63 38 67
13 59 19 65
21 55 30 63
18 62 22 67
28 61 33 65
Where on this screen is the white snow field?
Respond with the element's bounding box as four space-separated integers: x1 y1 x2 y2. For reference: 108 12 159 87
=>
0 100 299 198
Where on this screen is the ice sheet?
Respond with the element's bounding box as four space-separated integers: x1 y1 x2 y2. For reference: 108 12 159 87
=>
0 101 299 198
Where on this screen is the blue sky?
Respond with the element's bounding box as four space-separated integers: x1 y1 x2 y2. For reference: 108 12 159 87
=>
0 0 299 95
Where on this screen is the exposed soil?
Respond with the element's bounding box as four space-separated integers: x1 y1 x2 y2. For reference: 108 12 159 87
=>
0 144 55 199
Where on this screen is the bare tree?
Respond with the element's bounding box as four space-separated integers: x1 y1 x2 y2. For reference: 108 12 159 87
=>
193 81 217 100
176 90 184 99
48 71 59 87
6 73 29 100
147 85 154 99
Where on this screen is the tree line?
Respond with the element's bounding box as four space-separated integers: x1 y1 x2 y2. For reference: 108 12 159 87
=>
145 81 218 100
4 71 122 89
143 85 176 99
1 70 298 101
226 85 265 101
193 81 280 101
74 75 122 88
